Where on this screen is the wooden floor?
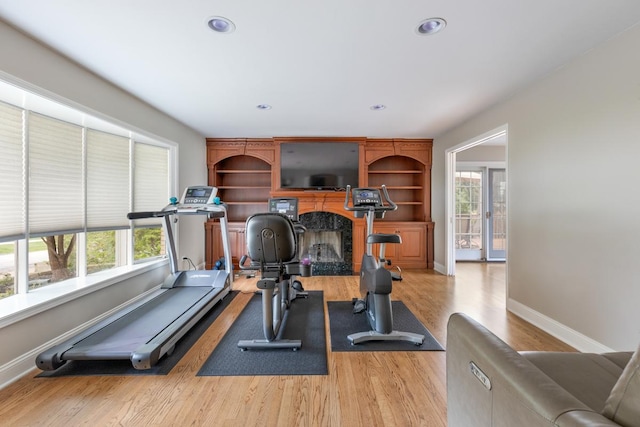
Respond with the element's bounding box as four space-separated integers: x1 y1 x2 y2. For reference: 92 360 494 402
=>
0 263 573 426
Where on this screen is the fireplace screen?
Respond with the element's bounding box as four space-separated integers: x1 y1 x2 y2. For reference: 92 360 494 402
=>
300 231 343 262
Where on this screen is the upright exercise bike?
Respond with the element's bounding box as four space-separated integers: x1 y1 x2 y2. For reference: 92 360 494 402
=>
344 185 425 346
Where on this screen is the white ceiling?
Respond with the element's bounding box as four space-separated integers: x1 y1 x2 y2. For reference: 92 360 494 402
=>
1 1 640 139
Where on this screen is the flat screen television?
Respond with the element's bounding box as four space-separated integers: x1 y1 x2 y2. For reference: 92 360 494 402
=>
280 142 359 190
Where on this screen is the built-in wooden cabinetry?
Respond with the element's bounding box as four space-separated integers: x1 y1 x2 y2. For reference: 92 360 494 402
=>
362 139 434 270
205 139 274 268
205 137 434 271
206 138 274 222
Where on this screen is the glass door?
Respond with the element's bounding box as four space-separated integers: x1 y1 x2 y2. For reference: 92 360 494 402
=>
455 170 483 261
487 168 506 260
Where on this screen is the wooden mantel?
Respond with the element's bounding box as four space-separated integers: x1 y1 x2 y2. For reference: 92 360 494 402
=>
270 189 350 217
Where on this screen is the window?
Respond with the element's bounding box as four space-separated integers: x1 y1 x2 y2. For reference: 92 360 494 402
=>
86 130 131 274
0 101 22 299
0 89 173 302
29 114 84 236
28 114 83 287
455 170 483 250
132 143 169 261
86 130 131 231
0 102 24 242
29 234 76 288
86 231 118 273
134 228 163 261
0 241 17 298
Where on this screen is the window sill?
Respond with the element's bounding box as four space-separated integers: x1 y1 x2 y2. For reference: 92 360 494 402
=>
0 259 169 329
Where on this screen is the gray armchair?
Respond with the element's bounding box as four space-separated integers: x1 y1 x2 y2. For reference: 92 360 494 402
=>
446 313 639 426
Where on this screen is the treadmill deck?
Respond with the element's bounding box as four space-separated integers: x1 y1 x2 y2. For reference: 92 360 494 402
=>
62 286 215 359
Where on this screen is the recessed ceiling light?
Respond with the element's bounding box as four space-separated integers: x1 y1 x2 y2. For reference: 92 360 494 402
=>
416 18 446 35
370 104 386 111
256 104 272 110
207 16 236 34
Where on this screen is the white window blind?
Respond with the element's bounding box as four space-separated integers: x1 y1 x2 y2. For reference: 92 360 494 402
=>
86 129 131 231
133 142 169 226
0 101 25 242
28 113 84 236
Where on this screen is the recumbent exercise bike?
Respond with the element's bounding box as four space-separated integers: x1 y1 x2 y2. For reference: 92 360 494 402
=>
344 185 425 346
237 199 311 350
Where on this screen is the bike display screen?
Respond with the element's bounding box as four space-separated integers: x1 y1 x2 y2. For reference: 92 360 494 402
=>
352 188 382 206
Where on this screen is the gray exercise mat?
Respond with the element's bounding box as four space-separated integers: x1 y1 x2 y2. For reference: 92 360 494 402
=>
197 291 327 376
327 300 444 352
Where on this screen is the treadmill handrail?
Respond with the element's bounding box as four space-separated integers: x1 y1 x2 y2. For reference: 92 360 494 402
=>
127 210 172 220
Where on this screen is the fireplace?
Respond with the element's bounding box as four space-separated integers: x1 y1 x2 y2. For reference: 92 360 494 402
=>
298 212 352 276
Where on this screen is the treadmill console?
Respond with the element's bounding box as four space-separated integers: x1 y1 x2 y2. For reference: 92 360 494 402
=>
181 186 218 205
352 188 382 207
166 186 223 214
269 198 299 222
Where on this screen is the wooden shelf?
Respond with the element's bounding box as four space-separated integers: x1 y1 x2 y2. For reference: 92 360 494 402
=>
225 201 269 205
206 141 273 224
368 170 422 174
218 186 271 189
216 170 271 174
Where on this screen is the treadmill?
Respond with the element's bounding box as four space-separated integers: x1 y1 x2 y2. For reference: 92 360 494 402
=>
36 186 234 371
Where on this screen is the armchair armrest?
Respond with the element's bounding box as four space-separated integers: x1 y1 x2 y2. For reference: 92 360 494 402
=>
446 313 612 426
555 410 620 426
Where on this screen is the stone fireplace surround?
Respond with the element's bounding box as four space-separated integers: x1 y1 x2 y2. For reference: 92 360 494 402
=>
298 211 353 276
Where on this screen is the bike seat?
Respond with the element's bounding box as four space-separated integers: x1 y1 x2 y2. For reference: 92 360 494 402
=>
366 233 402 244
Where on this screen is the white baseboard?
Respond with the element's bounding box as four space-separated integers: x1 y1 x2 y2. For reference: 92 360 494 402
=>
0 285 161 390
433 262 447 275
0 352 37 390
507 298 615 353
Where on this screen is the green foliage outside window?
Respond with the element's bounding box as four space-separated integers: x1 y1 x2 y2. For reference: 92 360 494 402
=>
87 231 116 273
455 178 481 215
134 228 162 260
0 273 14 299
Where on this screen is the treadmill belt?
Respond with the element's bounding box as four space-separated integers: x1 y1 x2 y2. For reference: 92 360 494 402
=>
64 287 214 358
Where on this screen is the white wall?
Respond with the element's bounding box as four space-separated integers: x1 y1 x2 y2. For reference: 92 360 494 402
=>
434 23 640 351
0 20 208 385
456 144 505 162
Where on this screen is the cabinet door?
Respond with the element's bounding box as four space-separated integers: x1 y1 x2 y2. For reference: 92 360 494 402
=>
228 224 247 268
370 224 398 262
208 223 225 268
372 223 426 268
396 225 426 264
207 222 247 269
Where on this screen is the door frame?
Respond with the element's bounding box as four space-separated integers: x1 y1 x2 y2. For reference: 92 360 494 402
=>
445 124 508 276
